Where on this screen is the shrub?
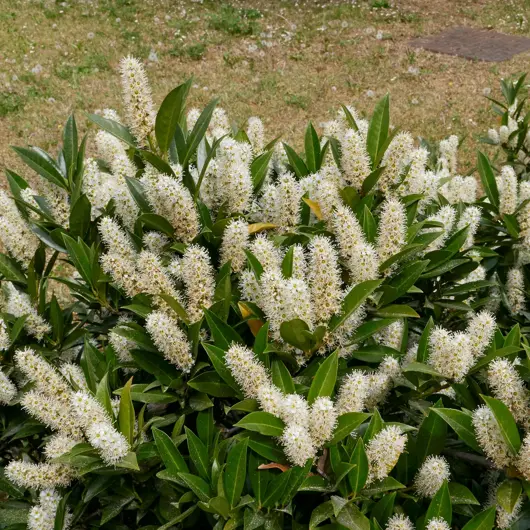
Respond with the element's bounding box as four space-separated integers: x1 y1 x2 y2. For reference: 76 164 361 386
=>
0 58 529 530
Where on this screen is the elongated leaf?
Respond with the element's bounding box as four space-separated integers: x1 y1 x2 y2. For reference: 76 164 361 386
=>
426 481 452 525
182 98 218 167
366 94 389 166
204 308 243 351
461 507 496 530
153 427 189 475
271 360 295 394
337 502 370 530
155 80 192 155
449 483 480 505
307 350 338 404
329 280 382 332
177 472 211 502
225 438 248 507
235 412 285 437
348 438 369 495
251 149 274 192
12 146 66 189
477 152 499 210
417 317 434 363
304 122 321 173
482 395 521 454
430 408 481 453
62 114 78 181
118 377 135 446
87 113 137 147
416 400 447 464
138 213 174 236
283 143 309 177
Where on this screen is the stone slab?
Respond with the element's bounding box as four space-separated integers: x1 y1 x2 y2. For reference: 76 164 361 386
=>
409 27 530 62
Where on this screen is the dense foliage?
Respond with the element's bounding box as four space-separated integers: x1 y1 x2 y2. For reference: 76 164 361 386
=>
1 58 530 530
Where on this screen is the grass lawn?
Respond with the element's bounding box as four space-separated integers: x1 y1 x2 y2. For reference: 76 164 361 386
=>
1 0 530 176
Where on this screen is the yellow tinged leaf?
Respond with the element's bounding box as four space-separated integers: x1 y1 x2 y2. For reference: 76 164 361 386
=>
238 302 253 318
302 198 323 220
248 223 277 234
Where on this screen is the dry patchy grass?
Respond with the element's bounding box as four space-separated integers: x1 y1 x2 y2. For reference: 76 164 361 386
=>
1 0 530 175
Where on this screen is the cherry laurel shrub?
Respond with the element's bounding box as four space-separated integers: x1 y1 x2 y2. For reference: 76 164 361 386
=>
0 58 529 530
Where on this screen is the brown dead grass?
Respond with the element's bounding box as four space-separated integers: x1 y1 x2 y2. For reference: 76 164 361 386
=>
1 0 530 175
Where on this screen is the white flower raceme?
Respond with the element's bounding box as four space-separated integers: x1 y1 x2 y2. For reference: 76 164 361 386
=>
145 310 194 372
280 423 315 467
487 359 530 427
424 205 456 252
366 425 407 483
216 138 253 214
341 129 371 190
457 206 481 250
275 172 303 229
309 397 338 447
0 318 9 351
141 169 199 242
87 421 130 466
180 245 216 322
6 285 51 340
71 391 129 465
308 236 342 324
28 489 71 530
336 371 368 414
220 219 249 273
440 175 477 205
5 461 75 489
119 56 155 145
0 190 40 266
247 116 265 154
0 371 16 404
374 320 403 350
99 217 140 297
496 499 523 530
239 270 261 303
497 166 518 215
210 107 231 138
281 277 314 330
380 131 414 193
428 327 474 382
386 514 415 530
365 356 401 409
143 232 169 254
506 267 526 314
425 518 450 530
281 393 310 427
518 181 530 249
376 198 407 264
249 234 282 272
14 347 70 402
331 203 379 283
82 157 115 217
256 383 284 417
136 250 181 307
292 244 307 280
439 135 459 175
59 363 89 392
466 310 496 357
488 128 500 144
22 390 82 438
44 434 79 459
414 456 450 498
398 147 428 197
109 318 137 368
516 432 530 480
472 405 512 468
225 344 272 400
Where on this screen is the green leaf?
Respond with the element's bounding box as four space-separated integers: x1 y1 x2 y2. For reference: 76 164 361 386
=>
348 438 369 495
330 412 371 444
336 502 370 530
69 194 91 239
470 346 522 373
54 491 71 530
366 94 390 166
417 317 434 363
204 308 243 351
158 294 190 324
425 481 452 526
477 152 499 210
87 113 137 147
416 400 447 464
362 167 384 195
118 377 135 446
187 371 237 398
283 143 309 177
271 360 295 394
176 472 211 502
235 412 285 437
371 492 396 527
247 433 287 463
304 122 321 173
430 408 481 453
378 260 429 307
449 483 480 505
307 350 338 405
349 319 398 344
125 177 153 213
62 114 78 181
138 213 174 236
202 342 240 392
224 438 248 508
310 501 333 529
329 279 382 332
461 507 496 530
251 149 275 193
182 98 218 167
482 395 521 454
280 318 312 351
12 146 66 189
373 305 419 318
0 253 26 283
95 373 114 418
281 246 294 278
155 80 192 155
185 427 210 480
100 494 134 524
402 362 445 378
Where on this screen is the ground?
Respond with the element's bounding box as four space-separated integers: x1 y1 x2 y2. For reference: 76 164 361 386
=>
1 0 530 176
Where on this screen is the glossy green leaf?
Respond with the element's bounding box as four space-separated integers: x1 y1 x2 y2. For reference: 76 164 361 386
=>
235 412 285 437
307 350 338 405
